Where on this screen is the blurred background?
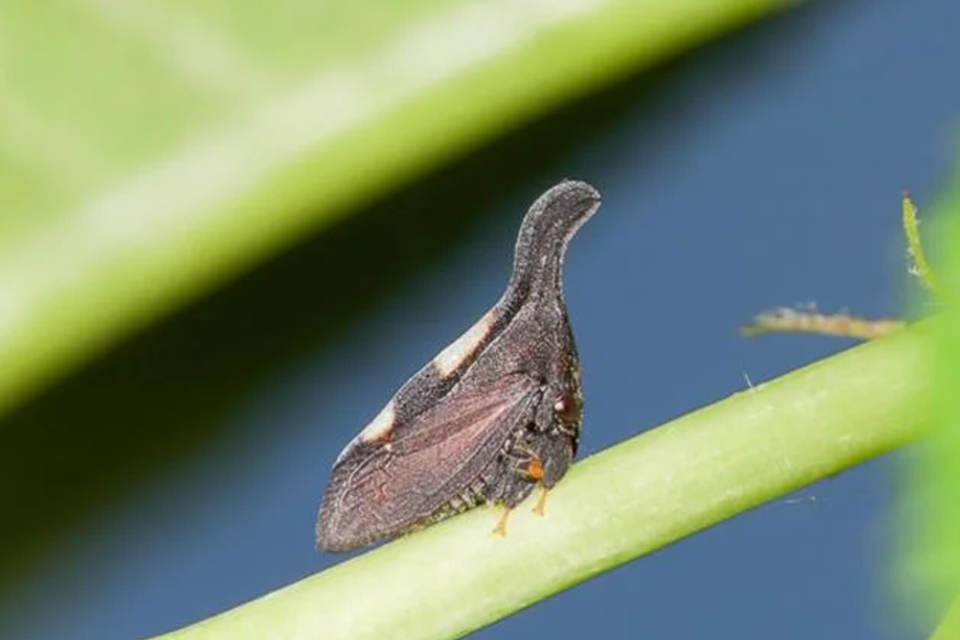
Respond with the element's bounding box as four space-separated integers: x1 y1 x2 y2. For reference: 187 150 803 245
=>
1 0 959 638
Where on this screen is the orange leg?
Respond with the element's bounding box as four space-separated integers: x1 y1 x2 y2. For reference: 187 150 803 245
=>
492 507 511 537
532 485 549 516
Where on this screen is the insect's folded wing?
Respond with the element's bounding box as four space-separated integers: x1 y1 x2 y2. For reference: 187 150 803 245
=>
318 373 538 550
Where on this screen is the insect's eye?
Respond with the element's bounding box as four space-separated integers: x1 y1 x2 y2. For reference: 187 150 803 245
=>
553 394 581 423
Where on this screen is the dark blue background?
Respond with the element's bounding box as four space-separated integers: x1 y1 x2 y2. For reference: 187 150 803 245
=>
1 0 958 638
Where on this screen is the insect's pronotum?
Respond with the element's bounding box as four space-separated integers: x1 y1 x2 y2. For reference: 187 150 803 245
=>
316 180 601 552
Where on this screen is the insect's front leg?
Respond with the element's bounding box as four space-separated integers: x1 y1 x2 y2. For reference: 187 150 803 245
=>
512 444 550 516
515 386 578 517
486 383 578 536
488 430 540 502
483 391 543 537
489 442 541 537
490 427 568 531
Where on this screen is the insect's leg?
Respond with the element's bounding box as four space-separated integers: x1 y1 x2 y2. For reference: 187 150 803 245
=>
492 507 511 537
532 485 549 516
487 434 542 537
513 446 549 515
491 457 537 535
490 457 538 536
522 455 548 515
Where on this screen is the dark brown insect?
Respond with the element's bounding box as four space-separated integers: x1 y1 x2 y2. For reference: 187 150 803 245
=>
316 180 601 552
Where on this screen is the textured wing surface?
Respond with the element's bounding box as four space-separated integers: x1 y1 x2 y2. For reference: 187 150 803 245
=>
317 373 538 550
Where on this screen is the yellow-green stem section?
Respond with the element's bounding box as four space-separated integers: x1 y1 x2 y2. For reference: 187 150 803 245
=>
930 593 960 640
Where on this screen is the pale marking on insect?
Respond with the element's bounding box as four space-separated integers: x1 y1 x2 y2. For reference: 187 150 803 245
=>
432 309 496 376
358 400 397 444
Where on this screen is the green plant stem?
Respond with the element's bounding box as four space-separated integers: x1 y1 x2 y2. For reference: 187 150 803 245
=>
155 318 936 640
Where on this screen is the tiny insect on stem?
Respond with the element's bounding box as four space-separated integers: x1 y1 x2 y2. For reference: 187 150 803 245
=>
316 180 601 552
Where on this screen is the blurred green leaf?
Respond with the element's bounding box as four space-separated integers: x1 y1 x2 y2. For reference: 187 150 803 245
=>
0 0 804 418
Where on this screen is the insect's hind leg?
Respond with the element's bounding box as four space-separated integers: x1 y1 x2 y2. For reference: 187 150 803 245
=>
484 455 539 538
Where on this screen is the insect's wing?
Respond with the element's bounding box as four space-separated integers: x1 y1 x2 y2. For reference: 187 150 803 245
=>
317 373 538 551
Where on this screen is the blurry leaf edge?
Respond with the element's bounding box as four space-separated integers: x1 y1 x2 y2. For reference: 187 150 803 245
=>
0 0 804 418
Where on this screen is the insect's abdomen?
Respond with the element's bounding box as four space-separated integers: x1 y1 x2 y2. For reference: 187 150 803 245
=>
419 477 491 528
